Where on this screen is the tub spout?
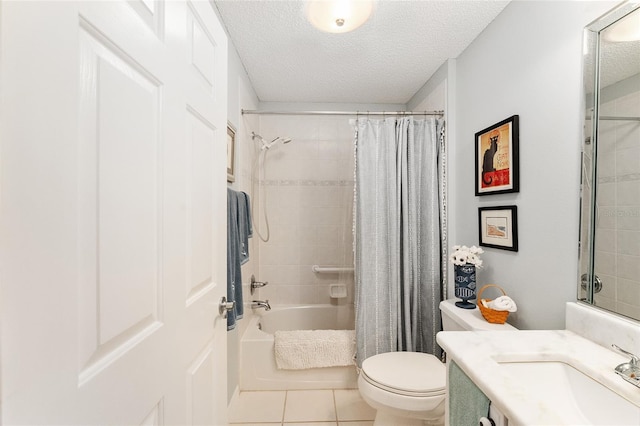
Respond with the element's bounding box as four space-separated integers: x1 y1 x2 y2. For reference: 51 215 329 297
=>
251 299 271 311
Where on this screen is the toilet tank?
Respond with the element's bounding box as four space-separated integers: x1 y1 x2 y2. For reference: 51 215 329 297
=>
439 299 517 331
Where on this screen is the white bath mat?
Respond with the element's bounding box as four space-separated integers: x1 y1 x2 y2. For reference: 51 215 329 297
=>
274 329 356 370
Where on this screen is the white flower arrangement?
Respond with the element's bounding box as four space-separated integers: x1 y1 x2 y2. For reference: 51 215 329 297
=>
450 245 484 267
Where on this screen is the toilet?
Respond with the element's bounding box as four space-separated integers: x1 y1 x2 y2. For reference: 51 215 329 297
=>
357 299 517 426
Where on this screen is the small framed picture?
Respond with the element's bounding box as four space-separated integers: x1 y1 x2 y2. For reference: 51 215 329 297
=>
475 115 519 196
227 123 236 183
478 205 518 251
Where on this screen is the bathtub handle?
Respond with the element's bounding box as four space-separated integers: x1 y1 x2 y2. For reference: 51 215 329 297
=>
250 274 268 295
219 297 236 318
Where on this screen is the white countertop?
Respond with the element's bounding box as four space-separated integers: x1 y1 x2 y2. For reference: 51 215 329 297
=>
437 329 640 425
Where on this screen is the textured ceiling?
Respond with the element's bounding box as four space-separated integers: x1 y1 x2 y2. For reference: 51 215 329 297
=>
214 0 510 104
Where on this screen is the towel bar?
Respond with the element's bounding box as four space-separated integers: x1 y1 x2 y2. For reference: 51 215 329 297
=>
311 265 354 274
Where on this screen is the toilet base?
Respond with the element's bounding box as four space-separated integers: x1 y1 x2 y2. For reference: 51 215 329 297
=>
373 411 444 426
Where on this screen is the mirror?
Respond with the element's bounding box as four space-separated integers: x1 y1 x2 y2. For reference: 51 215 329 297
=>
580 1 640 320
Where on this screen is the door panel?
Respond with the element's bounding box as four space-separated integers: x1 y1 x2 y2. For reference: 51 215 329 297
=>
1 1 228 424
78 22 163 383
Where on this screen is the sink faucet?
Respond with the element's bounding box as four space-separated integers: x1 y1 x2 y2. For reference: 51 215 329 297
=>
612 344 640 388
251 299 271 311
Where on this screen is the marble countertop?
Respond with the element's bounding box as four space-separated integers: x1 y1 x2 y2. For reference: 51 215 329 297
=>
437 329 640 425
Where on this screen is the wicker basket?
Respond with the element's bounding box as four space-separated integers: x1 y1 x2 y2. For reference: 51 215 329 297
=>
477 284 510 324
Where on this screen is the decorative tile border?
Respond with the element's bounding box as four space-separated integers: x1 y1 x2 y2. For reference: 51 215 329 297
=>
598 173 640 184
259 179 354 187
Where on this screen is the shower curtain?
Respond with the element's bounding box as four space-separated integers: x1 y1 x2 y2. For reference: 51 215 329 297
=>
354 117 443 363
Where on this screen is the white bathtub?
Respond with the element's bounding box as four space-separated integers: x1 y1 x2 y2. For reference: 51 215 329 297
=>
240 304 358 390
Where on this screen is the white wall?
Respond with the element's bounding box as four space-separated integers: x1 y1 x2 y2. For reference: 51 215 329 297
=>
407 59 458 298
453 0 617 330
226 43 260 403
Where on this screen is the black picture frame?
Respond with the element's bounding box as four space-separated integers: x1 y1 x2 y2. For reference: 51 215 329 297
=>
478 205 518 251
475 115 519 196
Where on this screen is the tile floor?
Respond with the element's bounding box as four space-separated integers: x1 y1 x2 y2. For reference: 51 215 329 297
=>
228 389 376 425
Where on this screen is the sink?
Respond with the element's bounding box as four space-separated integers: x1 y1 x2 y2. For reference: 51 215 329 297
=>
498 361 640 425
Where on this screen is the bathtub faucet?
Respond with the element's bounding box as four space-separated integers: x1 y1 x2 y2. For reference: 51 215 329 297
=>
251 299 271 311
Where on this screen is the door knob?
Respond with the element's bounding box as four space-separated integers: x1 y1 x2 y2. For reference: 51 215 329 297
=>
219 297 235 318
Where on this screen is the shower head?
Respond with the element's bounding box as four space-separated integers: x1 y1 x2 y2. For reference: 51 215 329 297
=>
258 135 293 150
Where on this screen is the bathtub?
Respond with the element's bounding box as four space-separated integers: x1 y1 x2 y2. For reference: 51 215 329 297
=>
240 304 358 390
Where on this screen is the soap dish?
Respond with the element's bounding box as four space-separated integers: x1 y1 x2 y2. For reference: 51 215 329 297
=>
329 283 347 299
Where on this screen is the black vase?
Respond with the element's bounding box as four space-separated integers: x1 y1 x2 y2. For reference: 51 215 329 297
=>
454 264 476 309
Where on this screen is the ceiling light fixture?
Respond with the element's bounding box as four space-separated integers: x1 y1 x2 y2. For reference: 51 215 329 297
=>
305 0 374 34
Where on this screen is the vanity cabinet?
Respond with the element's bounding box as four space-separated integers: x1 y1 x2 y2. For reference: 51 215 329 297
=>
446 361 509 426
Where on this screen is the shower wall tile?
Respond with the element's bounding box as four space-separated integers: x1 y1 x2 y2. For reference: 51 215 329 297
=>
318 139 341 159
267 224 299 246
594 89 639 322
616 146 640 176
316 187 344 206
598 121 617 157
595 228 615 253
317 118 340 140
595 250 616 276
278 285 318 304
617 208 640 231
285 118 319 140
298 225 318 243
337 121 355 140
315 206 345 226
299 265 317 284
290 140 319 160
618 278 640 302
315 246 346 265
617 181 640 206
618 230 640 256
255 283 277 302
316 226 342 246
597 273 617 300
257 115 279 136
597 182 616 206
616 122 640 151
260 265 300 286
256 115 355 305
617 302 640 321
594 295 617 313
597 148 616 178
299 246 319 266
299 188 319 207
316 160 342 180
618 254 640 281
340 159 356 180
260 244 301 266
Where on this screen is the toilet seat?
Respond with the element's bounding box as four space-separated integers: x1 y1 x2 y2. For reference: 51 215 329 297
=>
360 352 446 397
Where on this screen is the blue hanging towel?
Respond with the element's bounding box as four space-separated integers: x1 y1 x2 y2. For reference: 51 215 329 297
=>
237 191 252 265
226 189 253 331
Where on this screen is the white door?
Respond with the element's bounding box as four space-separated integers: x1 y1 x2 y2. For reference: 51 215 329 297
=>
0 1 228 424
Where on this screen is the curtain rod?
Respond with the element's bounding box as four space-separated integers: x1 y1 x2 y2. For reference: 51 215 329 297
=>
241 109 444 117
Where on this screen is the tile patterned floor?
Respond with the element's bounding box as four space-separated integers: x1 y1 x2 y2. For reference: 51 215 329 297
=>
228 389 376 425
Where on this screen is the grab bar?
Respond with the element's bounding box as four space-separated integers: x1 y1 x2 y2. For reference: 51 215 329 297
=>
311 265 354 274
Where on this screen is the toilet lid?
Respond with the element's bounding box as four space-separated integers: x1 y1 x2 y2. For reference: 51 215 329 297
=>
361 352 445 396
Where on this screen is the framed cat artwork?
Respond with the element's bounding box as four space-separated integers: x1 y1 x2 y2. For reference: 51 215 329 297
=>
475 115 520 196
